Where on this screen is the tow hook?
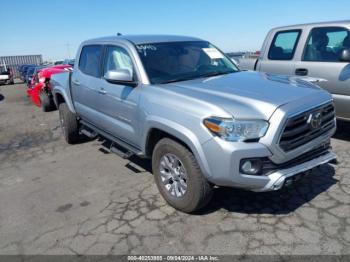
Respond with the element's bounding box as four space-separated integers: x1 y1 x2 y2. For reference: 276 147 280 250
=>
284 171 310 188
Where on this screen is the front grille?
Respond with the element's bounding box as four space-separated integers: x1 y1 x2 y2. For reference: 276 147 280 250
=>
262 143 330 175
279 103 335 152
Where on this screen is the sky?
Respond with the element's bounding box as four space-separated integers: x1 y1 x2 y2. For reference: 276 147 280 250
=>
1 0 349 61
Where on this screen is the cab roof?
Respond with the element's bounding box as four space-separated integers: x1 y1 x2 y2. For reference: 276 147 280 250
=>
272 20 350 31
84 35 204 45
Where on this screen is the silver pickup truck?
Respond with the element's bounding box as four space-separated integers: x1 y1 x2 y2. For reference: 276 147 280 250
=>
239 20 350 121
51 35 336 213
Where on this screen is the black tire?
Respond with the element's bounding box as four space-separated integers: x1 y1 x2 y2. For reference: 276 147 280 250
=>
58 102 80 144
40 91 54 112
152 138 213 213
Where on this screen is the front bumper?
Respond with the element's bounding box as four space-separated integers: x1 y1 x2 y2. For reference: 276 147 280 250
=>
200 97 337 191
201 137 336 192
251 150 336 192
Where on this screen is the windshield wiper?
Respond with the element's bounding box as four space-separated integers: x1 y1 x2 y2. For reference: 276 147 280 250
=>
197 71 235 78
160 75 200 84
160 71 235 84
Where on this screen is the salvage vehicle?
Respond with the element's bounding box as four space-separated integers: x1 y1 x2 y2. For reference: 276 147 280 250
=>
239 20 350 121
25 66 38 84
51 35 337 213
27 66 46 87
0 66 14 85
27 65 71 111
28 66 46 89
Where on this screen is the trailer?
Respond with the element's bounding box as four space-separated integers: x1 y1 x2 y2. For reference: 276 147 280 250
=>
0 55 43 78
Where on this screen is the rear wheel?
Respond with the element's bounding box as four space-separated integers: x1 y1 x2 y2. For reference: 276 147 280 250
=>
40 91 55 112
58 102 80 144
152 138 213 213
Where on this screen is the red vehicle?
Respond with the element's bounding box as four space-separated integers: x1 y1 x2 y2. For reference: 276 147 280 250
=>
27 65 72 111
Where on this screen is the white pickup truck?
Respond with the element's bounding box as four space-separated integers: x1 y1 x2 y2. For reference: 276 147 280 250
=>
0 66 14 85
239 20 350 121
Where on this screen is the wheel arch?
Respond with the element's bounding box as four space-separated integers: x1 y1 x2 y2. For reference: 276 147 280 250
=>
53 90 76 114
143 118 212 179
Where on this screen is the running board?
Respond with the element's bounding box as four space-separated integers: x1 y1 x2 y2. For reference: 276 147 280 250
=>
110 143 134 159
80 128 98 139
80 120 143 159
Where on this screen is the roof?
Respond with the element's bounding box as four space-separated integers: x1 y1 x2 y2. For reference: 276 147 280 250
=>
84 35 204 45
272 20 350 30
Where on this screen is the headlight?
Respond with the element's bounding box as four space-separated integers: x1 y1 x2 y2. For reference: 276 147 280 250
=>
203 117 269 142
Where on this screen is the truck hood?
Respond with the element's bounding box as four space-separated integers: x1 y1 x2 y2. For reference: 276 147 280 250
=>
158 71 331 120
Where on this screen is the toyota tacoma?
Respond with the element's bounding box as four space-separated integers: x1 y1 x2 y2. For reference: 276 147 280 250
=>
51 35 337 213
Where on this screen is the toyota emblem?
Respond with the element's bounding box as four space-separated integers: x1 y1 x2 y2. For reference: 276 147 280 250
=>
308 112 322 129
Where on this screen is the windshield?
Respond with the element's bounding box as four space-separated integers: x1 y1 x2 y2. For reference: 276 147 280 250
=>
136 41 239 84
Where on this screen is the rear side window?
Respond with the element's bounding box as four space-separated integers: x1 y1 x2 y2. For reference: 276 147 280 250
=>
268 30 301 60
303 27 350 62
79 45 102 77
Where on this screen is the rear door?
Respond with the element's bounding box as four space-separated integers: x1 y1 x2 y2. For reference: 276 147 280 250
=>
295 26 350 119
71 44 104 125
258 29 302 75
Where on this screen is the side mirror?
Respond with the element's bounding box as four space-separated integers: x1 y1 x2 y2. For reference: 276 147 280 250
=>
340 48 350 62
104 69 137 87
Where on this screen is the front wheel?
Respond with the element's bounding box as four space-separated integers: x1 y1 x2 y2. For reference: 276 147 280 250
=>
152 138 213 213
58 102 80 144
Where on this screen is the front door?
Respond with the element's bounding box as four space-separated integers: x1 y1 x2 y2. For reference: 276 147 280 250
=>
97 45 141 147
295 26 350 120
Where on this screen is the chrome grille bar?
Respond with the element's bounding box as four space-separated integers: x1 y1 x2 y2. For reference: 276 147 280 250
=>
279 103 335 152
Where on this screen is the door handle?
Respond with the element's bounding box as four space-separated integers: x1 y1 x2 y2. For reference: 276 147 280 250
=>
295 68 308 76
72 79 80 85
98 88 107 95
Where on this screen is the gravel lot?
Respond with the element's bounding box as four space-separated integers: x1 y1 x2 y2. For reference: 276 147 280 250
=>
0 82 349 255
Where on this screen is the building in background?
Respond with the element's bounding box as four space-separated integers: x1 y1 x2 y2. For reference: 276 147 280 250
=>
0 55 43 78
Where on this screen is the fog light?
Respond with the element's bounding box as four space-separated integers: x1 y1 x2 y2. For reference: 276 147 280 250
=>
240 159 262 175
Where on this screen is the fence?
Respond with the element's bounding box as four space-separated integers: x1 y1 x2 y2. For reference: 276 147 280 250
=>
0 55 43 78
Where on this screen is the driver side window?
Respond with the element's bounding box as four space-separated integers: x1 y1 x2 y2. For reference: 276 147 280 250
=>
104 46 134 76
